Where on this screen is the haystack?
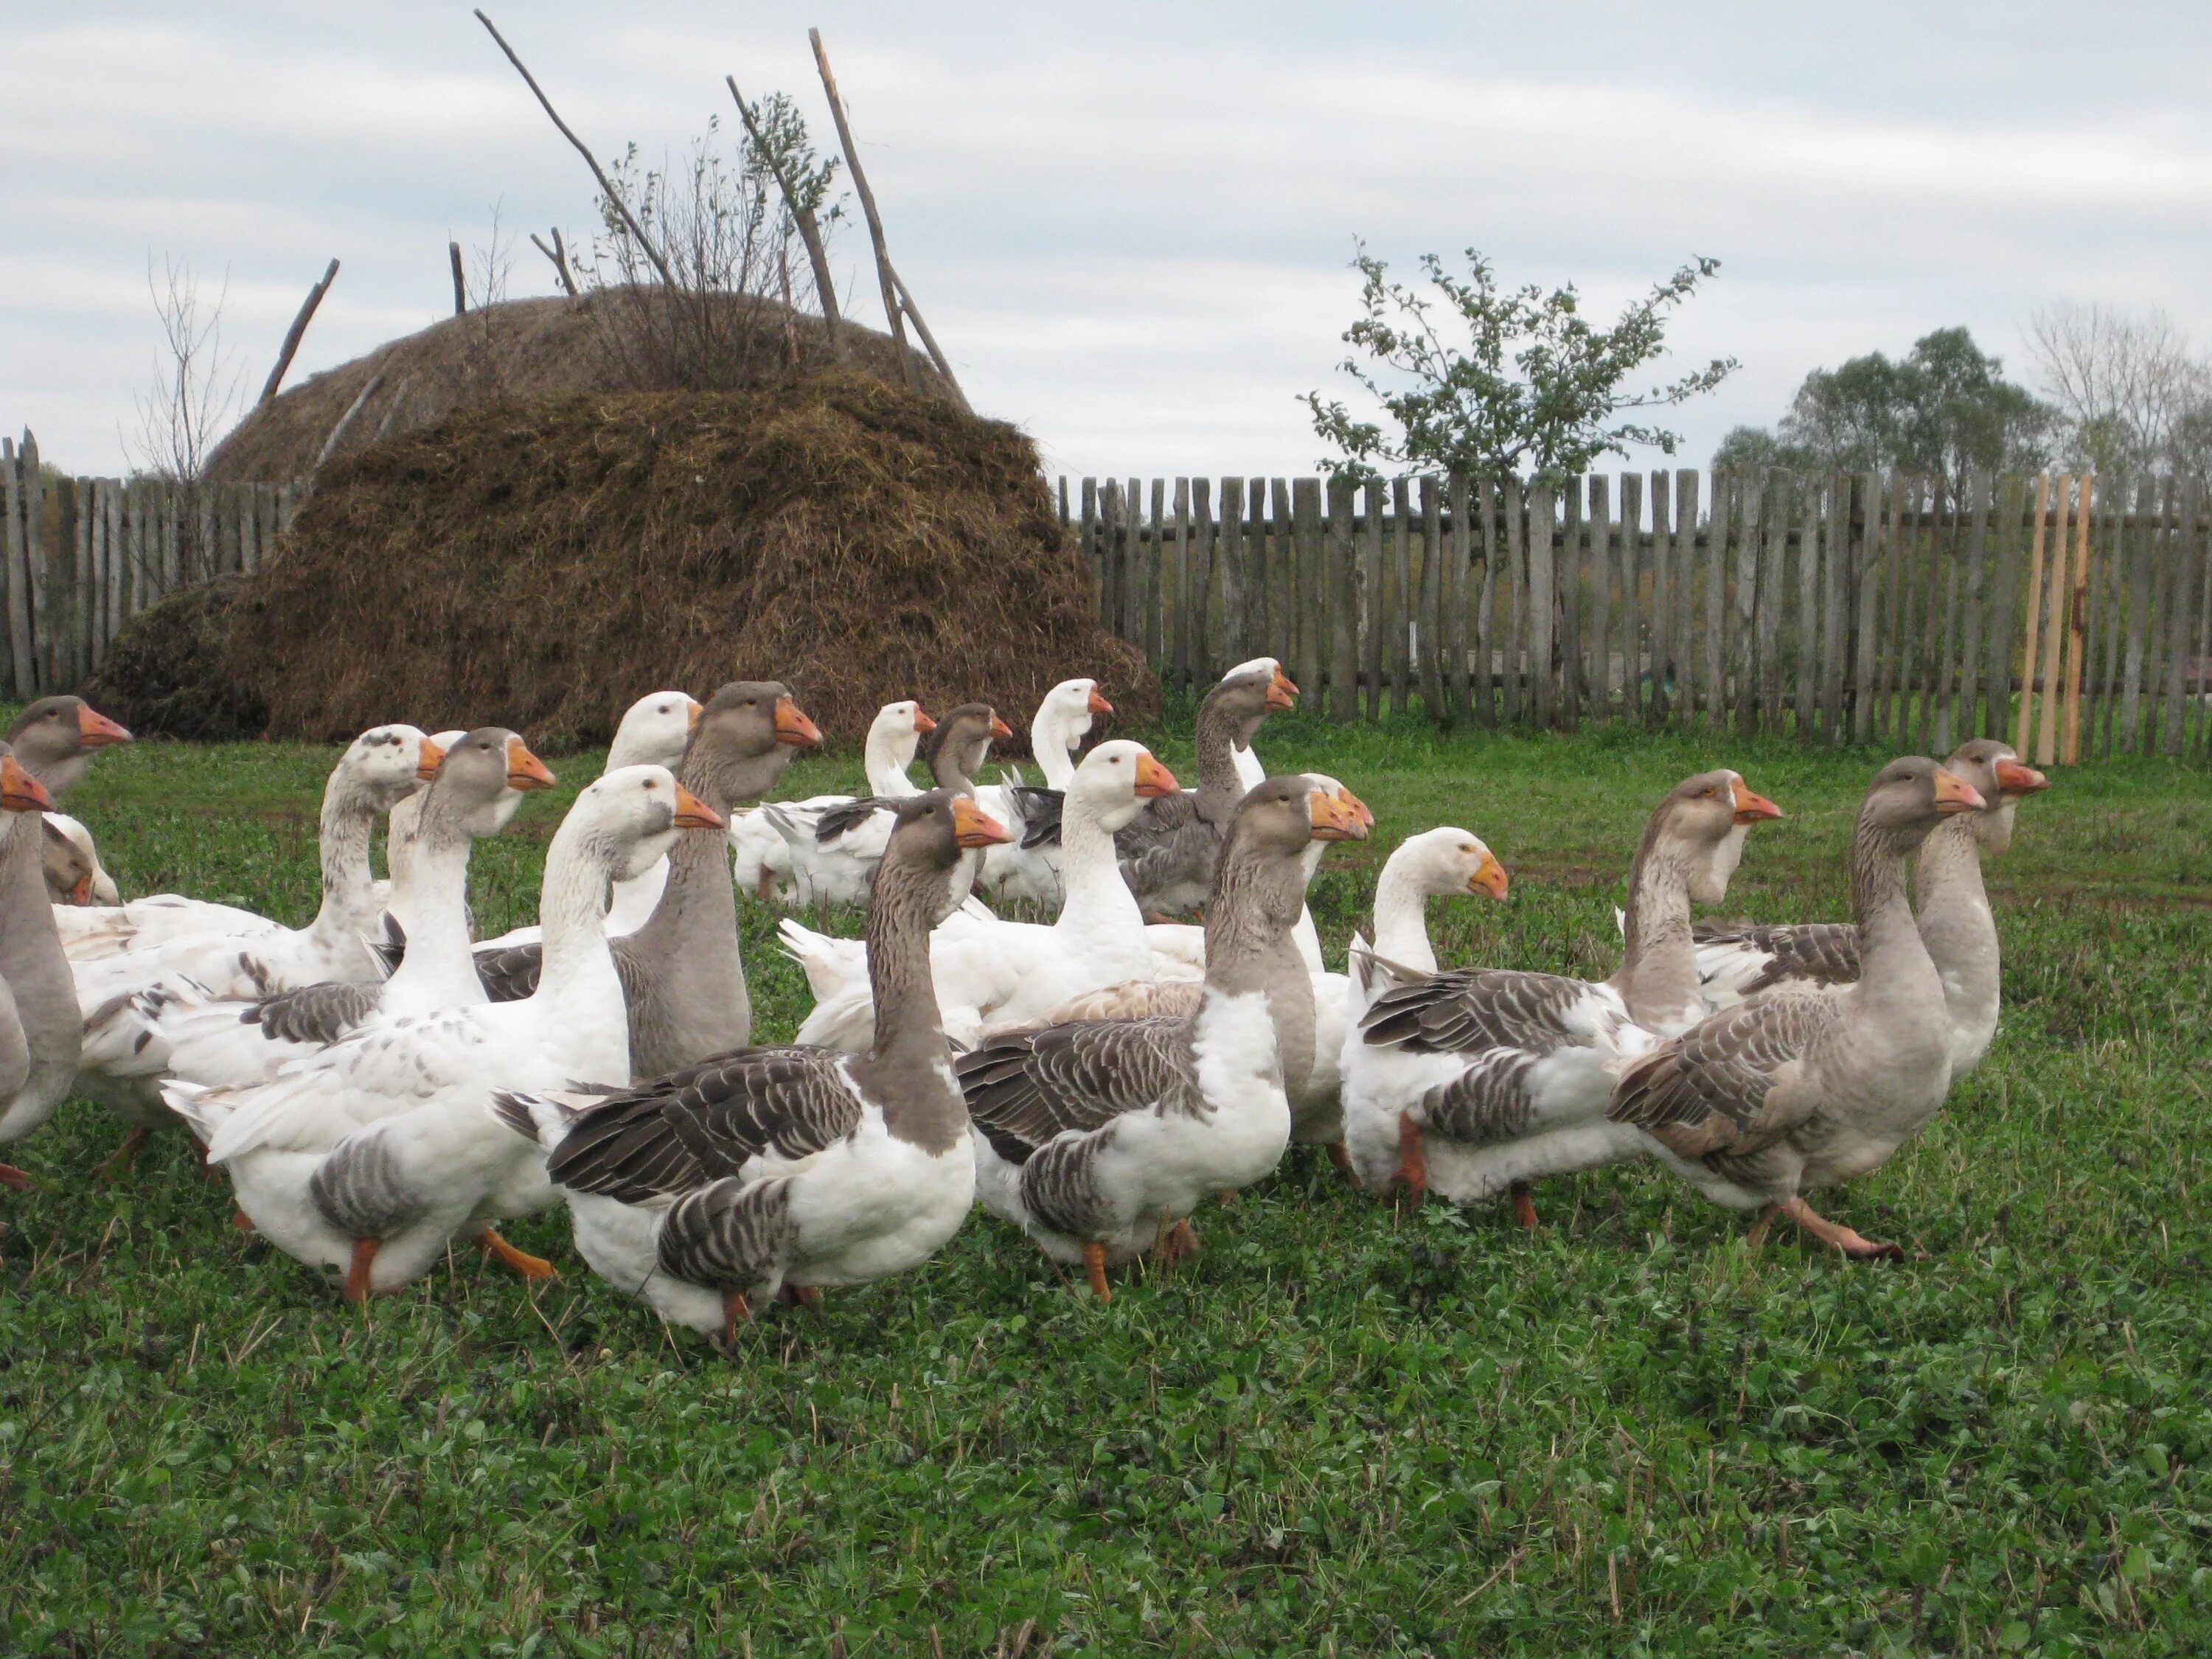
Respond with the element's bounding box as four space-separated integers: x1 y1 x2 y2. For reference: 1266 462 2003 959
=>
226 374 1153 748
206 290 945 484
82 575 266 740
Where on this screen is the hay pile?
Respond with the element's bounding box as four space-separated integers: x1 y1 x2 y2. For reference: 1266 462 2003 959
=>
206 291 945 484
226 374 1153 748
82 576 267 740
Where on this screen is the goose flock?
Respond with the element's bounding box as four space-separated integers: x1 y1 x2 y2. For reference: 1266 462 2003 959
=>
0 667 2046 1340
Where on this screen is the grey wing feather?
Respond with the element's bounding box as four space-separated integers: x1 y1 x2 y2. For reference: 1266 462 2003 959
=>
1113 795 1218 906
546 1048 863 1205
956 1018 1193 1166
1607 995 1837 1158
248 981 385 1046
1360 969 1603 1058
1694 921 1863 992
474 941 650 1009
655 1175 799 1293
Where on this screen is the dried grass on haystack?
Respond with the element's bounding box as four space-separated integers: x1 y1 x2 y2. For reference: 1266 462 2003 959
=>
204 290 945 484
82 575 267 740
226 373 1155 748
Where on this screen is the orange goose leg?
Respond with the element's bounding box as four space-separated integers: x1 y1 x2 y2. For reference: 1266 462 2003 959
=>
1745 1204 1781 1251
98 1126 153 1183
232 1208 255 1233
1158 1219 1202 1265
780 1283 823 1310
1082 1241 1113 1303
343 1237 380 1302
721 1287 752 1346
1509 1181 1539 1230
1327 1141 1355 1181
1778 1195 1903 1260
477 1229 557 1281
0 1162 32 1192
1394 1113 1429 1203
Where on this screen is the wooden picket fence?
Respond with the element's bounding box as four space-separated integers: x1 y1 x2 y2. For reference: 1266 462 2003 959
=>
0 432 302 699
1057 470 2212 763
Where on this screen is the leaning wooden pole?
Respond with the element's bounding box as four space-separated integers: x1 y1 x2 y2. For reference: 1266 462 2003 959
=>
888 264 970 414
449 242 468 315
808 29 922 393
258 258 340 405
473 10 678 291
726 75 847 364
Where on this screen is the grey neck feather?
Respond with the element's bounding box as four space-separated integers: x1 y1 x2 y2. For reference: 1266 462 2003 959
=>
1846 814 1944 1022
0 808 80 1110
1610 815 1703 1029
1912 810 1999 1048
386 787 487 998
930 734 988 796
850 852 965 1153
1192 696 1251 821
305 772 388 953
1201 834 1315 1089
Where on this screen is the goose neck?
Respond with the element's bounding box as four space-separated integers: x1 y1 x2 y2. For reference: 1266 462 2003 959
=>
533 823 623 1006
1032 706 1084 790
1371 859 1440 974
864 723 921 797
852 860 967 1152
1054 790 1146 933
1192 698 1248 812
305 779 386 951
1610 832 1700 1028
384 819 479 999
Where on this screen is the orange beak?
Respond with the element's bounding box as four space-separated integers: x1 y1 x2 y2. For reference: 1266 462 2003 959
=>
1308 786 1367 841
1087 686 1114 717
69 871 95 905
988 714 1014 741
1932 768 1986 815
416 737 447 781
773 696 823 748
672 785 723 830
951 796 1014 848
1468 848 1509 902
77 705 133 747
911 706 936 735
504 738 557 791
1133 753 1179 799
1994 758 2048 796
0 756 52 813
1730 779 1784 824
686 698 704 733
1265 669 1298 712
1337 785 1376 830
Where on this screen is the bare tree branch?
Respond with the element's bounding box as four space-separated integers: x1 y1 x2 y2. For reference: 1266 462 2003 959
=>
530 230 578 296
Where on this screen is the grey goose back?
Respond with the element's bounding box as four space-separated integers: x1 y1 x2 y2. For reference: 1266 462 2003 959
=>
1609 757 1985 1259
956 776 1367 1301
493 790 1012 1345
1340 771 1783 1224
1692 739 2049 1076
472 683 820 1074
1115 664 1297 918
0 751 72 1190
128 731 557 1091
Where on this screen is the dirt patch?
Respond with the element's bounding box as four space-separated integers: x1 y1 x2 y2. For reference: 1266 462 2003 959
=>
224 372 1153 748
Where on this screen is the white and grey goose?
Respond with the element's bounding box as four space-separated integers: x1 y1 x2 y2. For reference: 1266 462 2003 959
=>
0 750 74 1191
764 702 1006 910
1608 757 1986 1259
1116 664 1297 919
1690 738 2048 1077
956 777 1368 1301
730 699 936 905
787 740 1188 1051
494 790 1011 1343
1341 770 1784 1222
117 729 557 1092
471 683 819 1076
473 691 700 949
164 765 724 1299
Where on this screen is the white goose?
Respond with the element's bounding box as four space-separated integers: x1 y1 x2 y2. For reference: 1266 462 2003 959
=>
729 700 934 904
166 765 722 1299
956 778 1368 1299
41 814 120 906
494 791 1010 1343
787 740 1189 1050
975 677 1116 905
1341 771 1782 1223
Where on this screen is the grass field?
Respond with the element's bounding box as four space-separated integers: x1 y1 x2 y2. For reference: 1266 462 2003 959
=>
4 707 2210 1656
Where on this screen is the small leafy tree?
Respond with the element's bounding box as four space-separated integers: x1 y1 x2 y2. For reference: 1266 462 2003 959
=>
1306 246 1736 484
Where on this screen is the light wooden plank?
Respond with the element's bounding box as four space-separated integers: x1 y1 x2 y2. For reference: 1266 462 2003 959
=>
1445 474 1472 723
1079 478 1099 625
2034 476 2074 767
1618 472 1644 723
1586 474 1613 720
1270 479 1294 672
1753 469 1786 734
1194 477 1219 678
2085 475 2124 757
1125 477 1144 648
1418 476 1445 719
1224 477 1249 666
2059 475 2094 765
1325 479 1359 723
1647 471 1673 724
2013 475 2052 756
1502 476 1526 725
1 443 29 698
1674 471 1701 727
1817 473 1846 742
1929 479 1962 752
1526 480 1556 728
1293 479 1324 706
1359 479 1386 720
1472 476 1498 726
1557 478 1583 726
1848 475 1882 745
1390 474 1414 714
1702 471 1730 731
2160 480 2202 756
68 478 91 686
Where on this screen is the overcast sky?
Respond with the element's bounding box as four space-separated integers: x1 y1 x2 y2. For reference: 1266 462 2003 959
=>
7 1 2211 484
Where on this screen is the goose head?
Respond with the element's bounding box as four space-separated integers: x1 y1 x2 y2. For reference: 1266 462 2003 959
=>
1207 662 1298 744
1035 678 1111 749
430 728 557 837
1234 774 1368 855
1068 740 1178 835
867 700 935 770
1941 738 2048 857
337 725 444 811
608 690 702 771
1860 757 1985 854
567 764 724 883
40 816 101 905
6 695 132 798
925 703 1012 793
1385 825 1510 903
1647 769 1784 905
0 748 55 854
877 789 1014 925
688 683 820 804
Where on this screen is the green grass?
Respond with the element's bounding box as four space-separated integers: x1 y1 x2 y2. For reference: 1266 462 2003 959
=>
4 711 2211 1656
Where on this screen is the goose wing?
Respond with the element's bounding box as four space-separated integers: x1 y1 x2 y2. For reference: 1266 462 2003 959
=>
248 981 386 1046
1359 967 1622 1056
956 1017 1194 1166
1607 992 1837 1158
543 1048 864 1204
1691 920 1861 1001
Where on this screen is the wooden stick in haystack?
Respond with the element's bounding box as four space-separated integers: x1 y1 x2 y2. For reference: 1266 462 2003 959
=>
726 73 847 365
473 10 678 292
449 241 468 315
259 258 340 405
807 29 969 410
316 370 386 471
529 229 579 297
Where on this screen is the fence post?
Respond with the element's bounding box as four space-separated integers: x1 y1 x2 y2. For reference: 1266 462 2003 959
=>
1586 475 1613 722
1526 480 1556 729
2 439 29 698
